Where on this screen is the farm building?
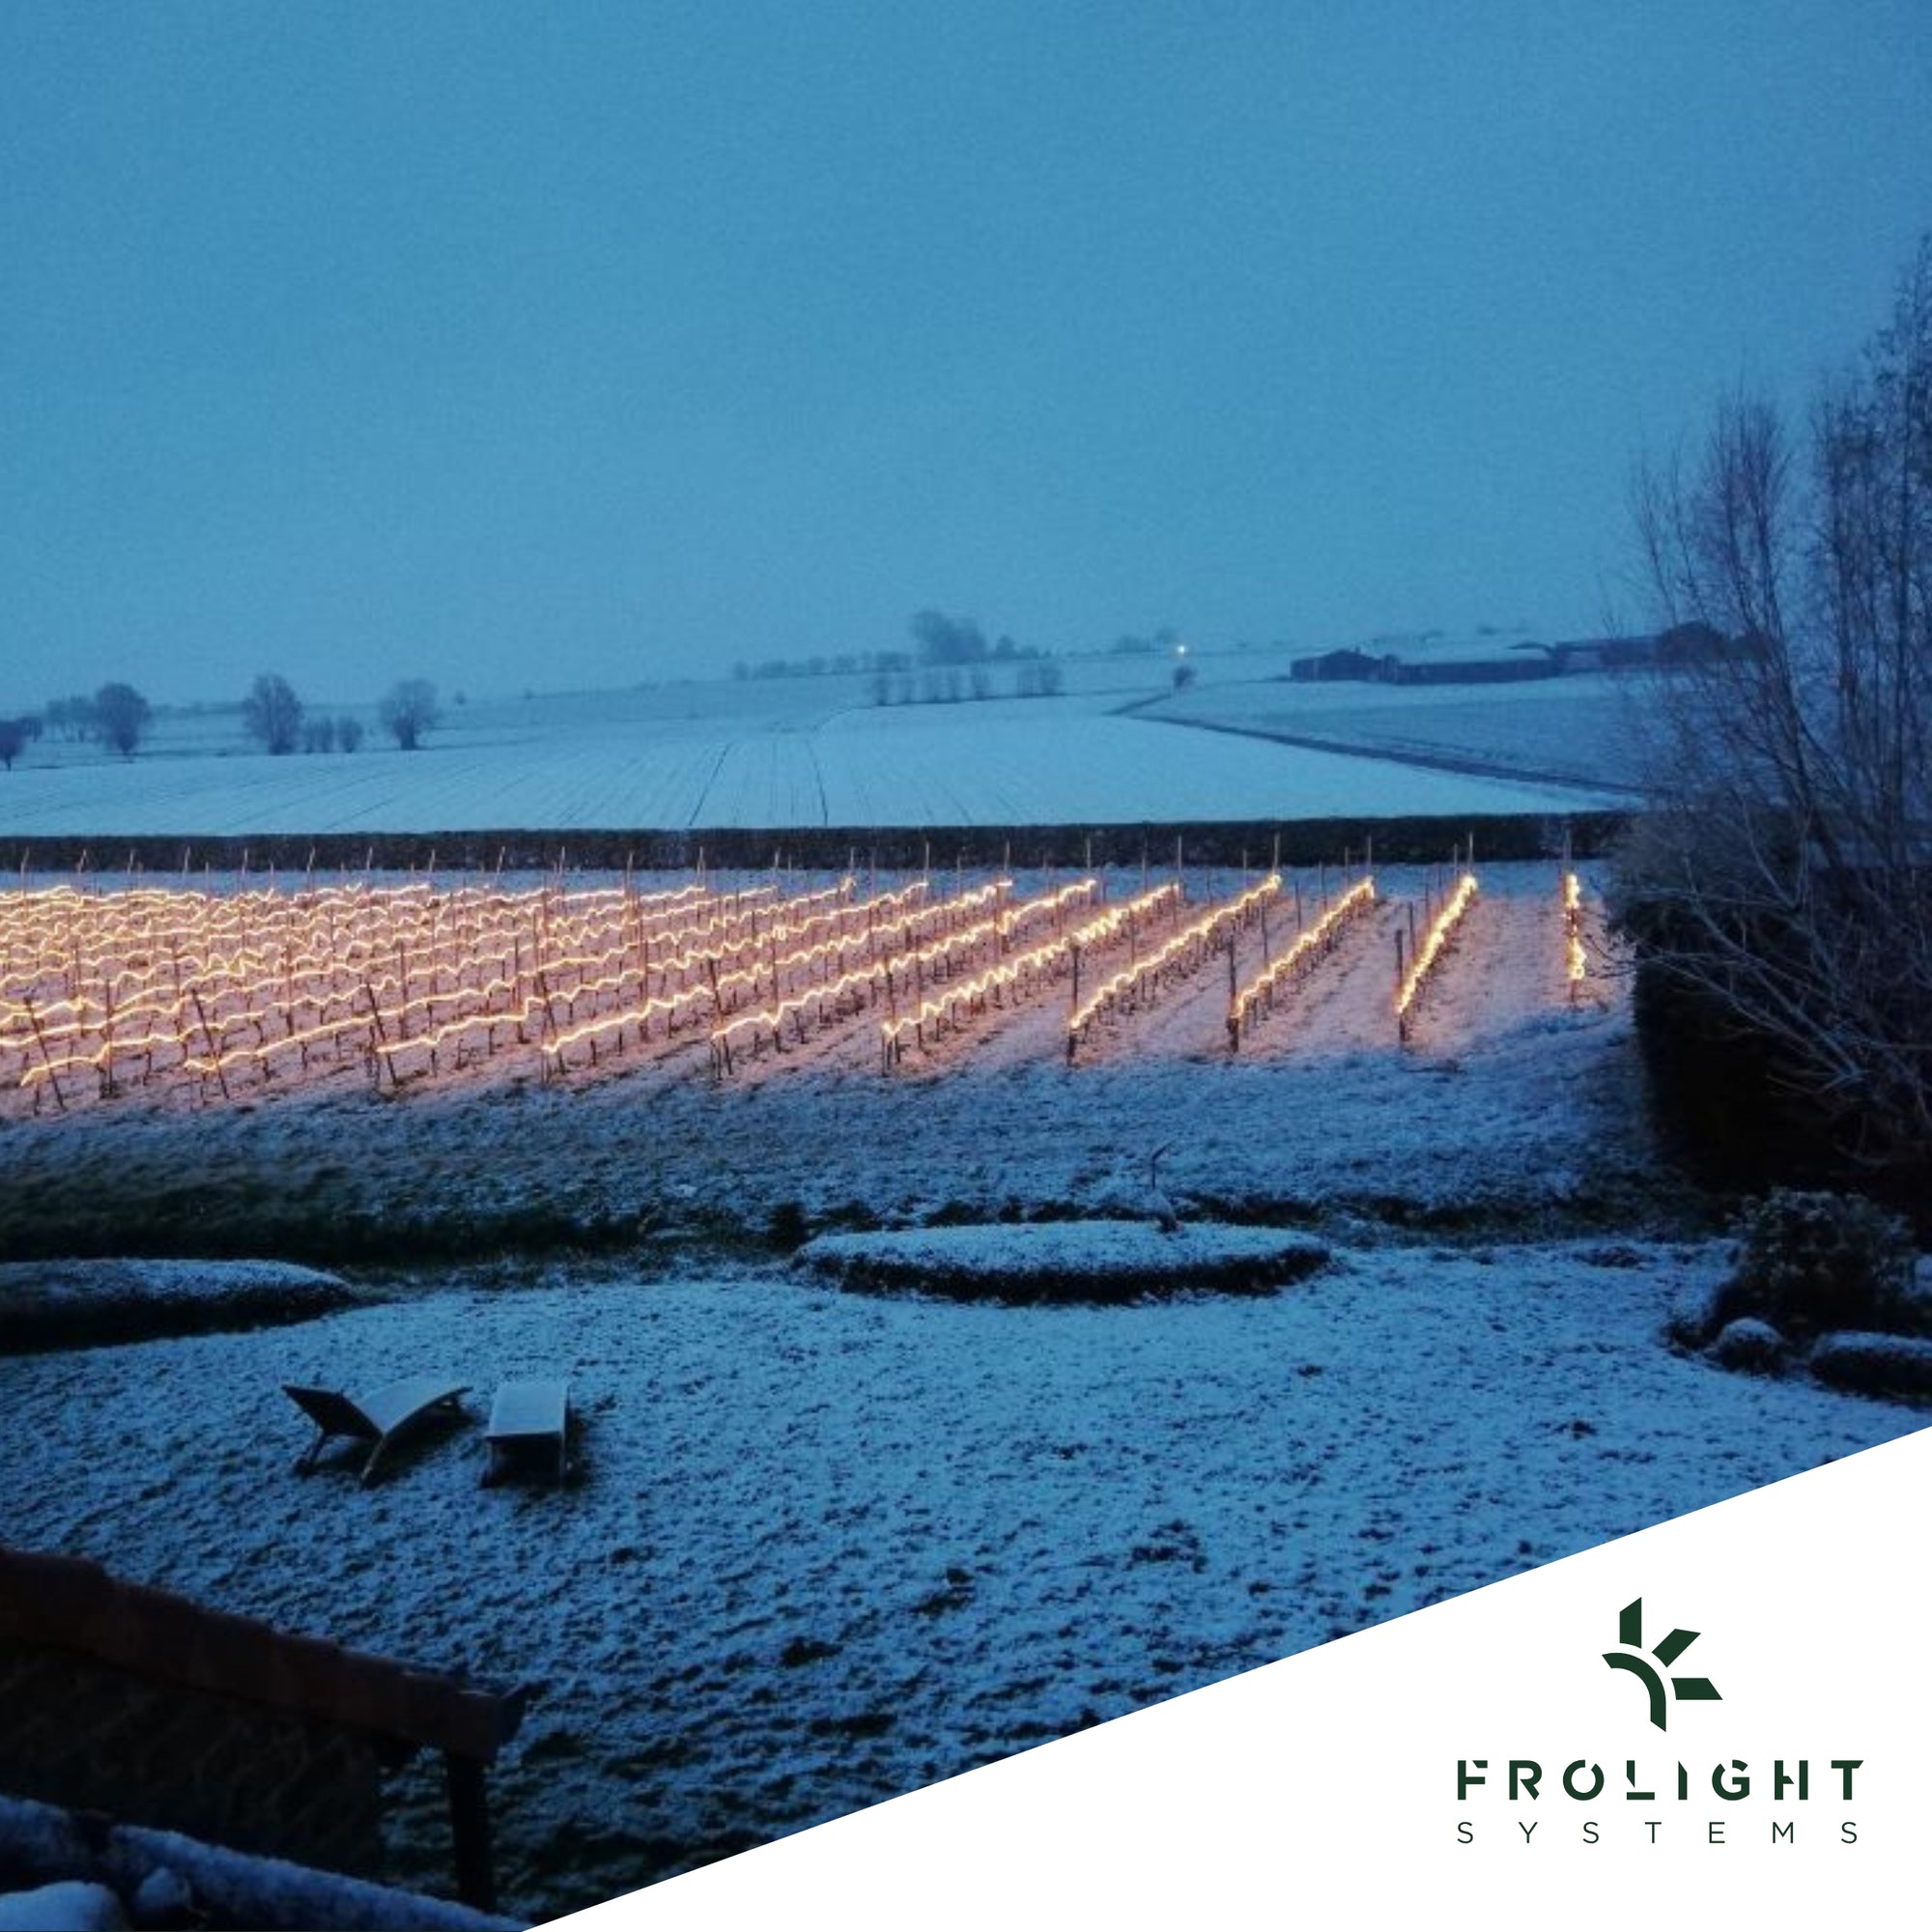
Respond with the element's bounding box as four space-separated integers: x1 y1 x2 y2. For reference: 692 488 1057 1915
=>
1382 645 1556 686
1288 647 1391 682
1288 633 1557 686
1548 635 1664 672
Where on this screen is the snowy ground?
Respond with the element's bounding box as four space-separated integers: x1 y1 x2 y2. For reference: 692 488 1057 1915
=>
0 660 1630 835
3 1246 1921 1922
8 855 1922 1923
1144 668 1651 792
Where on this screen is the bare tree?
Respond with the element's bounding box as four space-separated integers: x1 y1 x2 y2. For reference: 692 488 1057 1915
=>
0 719 28 770
1613 236 1932 1176
242 672 304 755
380 679 440 751
336 714 365 752
94 682 152 758
44 696 92 741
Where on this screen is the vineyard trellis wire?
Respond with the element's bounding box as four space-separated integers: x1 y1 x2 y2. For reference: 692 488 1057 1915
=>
1394 870 1479 1043
1226 874 1378 1052
1065 873 1282 1062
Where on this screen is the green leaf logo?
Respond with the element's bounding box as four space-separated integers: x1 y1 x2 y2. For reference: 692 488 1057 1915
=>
1603 1598 1722 1730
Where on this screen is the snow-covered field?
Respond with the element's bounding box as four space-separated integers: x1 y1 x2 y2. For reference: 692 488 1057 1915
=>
1146 668 1651 791
0 864 1631 1212
0 659 1631 836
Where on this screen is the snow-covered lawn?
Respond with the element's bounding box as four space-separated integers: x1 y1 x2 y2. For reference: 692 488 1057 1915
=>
2 1246 1920 1922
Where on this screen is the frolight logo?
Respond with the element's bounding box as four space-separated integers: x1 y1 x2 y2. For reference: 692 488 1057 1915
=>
1602 1597 1721 1731
1455 1593 1864 1847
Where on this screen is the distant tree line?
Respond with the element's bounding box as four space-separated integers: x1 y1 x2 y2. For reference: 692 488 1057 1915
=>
732 612 1076 690
1109 626 1184 657
732 651 874 680
864 611 1064 705
0 673 440 772
241 672 438 753
869 661 1065 705
2 684 153 766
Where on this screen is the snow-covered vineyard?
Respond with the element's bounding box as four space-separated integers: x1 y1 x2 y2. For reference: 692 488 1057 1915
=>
1 859 1583 1119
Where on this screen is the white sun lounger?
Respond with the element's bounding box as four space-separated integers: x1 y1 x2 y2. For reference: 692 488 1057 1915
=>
283 1376 469 1485
482 1378 572 1487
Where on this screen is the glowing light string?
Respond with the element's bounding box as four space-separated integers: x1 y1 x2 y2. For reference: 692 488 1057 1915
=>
1395 870 1478 1041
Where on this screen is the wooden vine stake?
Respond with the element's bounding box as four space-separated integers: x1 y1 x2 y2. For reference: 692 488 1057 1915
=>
1225 931 1240 1055
21 995 66 1112
190 990 232 1102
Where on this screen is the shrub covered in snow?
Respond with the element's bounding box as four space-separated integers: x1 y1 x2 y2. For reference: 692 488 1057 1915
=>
0 1260 357 1353
1707 1317 1787 1376
0 1883 126 1931
1711 1189 1918 1342
794 1221 1328 1304
1805 1331 1932 1400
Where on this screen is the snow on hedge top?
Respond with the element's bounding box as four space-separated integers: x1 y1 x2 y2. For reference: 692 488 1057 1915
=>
0 1260 355 1352
794 1220 1328 1302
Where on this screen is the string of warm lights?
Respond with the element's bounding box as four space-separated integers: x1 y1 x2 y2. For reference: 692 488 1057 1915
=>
2 871 948 1105
710 879 1108 1070
1394 870 1478 1040
1065 874 1280 1054
2 877 752 1025
874 880 1175 1067
11 863 1408 1101
6 883 701 1098
1228 875 1377 1040
554 877 1018 1076
417 874 973 1079
1562 870 1587 997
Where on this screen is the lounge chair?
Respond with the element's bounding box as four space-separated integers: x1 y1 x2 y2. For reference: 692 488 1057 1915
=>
283 1376 469 1485
482 1378 572 1487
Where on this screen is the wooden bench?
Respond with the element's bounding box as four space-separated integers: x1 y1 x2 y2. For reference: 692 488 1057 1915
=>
482 1378 571 1487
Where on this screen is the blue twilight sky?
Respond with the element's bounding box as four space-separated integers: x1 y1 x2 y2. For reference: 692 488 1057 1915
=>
1 2 1926 707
